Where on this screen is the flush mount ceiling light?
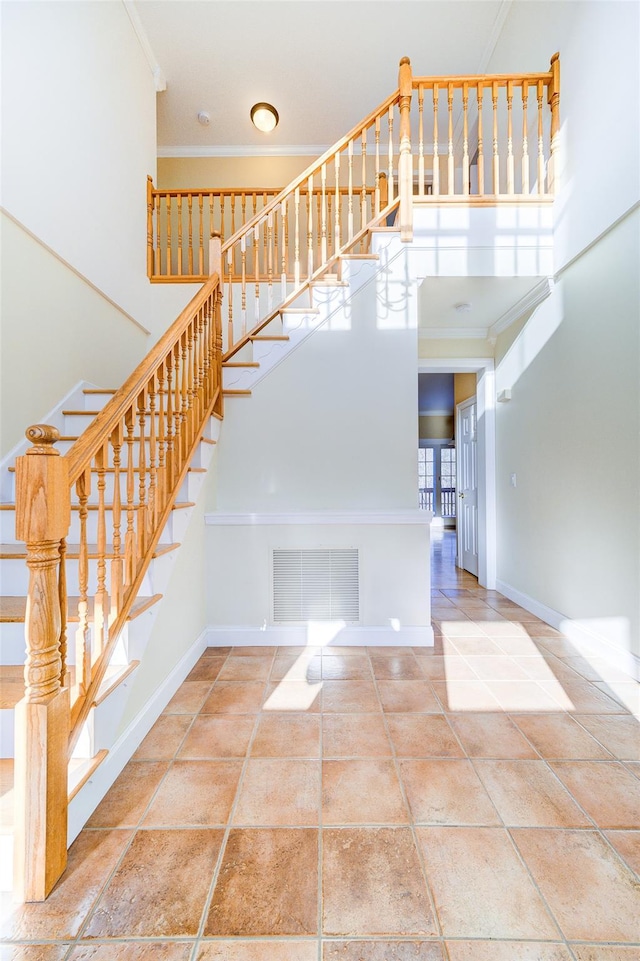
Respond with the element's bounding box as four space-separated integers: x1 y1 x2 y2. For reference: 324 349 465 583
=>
250 102 279 133
454 302 472 313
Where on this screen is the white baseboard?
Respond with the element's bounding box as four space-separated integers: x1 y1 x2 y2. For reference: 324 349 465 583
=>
67 628 208 844
497 579 640 682
206 624 434 648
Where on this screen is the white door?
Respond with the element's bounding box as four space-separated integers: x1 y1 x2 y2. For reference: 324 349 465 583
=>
456 398 478 575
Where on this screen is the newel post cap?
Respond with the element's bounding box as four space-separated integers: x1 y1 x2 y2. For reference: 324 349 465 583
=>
15 425 70 543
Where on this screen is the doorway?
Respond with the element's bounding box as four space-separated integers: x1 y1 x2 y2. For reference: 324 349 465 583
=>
418 357 496 590
456 396 479 576
418 444 456 527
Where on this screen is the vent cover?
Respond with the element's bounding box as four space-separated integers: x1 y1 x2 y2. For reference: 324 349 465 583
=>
273 549 359 623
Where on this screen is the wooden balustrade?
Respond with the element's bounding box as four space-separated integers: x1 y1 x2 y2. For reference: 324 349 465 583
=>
13 271 223 901
147 182 380 283
148 56 559 287
411 56 559 199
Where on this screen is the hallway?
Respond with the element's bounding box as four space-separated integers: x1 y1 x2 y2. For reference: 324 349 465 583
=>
1 533 639 959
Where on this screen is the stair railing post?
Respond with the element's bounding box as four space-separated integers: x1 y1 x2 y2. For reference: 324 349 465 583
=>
209 231 225 417
209 230 222 278
147 176 155 279
13 425 71 902
398 56 414 241
547 53 561 194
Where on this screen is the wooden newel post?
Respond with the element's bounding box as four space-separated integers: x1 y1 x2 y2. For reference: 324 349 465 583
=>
547 53 561 193
398 56 413 242
13 425 71 902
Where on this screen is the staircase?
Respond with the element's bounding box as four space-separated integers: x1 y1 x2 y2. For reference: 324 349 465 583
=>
1 54 559 903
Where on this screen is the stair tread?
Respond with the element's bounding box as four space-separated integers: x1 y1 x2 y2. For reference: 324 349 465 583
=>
0 542 179 560
223 362 260 368
340 252 381 260
68 750 109 801
0 593 162 624
83 389 116 395
223 390 252 396
93 660 140 706
0 754 111 818
1 660 141 713
281 307 320 314
249 335 290 341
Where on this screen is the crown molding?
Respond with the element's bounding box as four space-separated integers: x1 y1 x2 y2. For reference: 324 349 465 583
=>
419 326 489 340
487 277 554 343
158 144 332 159
122 1 166 92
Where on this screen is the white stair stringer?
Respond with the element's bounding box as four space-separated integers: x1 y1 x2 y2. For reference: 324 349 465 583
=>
222 249 389 394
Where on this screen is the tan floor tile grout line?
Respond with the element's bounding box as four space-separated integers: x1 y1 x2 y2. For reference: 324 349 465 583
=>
66 661 228 954
368 651 446 948
189 658 275 961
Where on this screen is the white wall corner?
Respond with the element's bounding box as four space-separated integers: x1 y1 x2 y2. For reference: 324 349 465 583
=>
122 0 166 91
496 580 640 683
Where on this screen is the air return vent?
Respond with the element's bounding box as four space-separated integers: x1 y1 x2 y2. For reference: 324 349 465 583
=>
272 549 359 623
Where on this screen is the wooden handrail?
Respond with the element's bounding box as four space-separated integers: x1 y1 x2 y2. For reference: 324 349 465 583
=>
66 274 220 484
13 265 224 900
150 185 377 199
220 89 401 255
412 71 553 87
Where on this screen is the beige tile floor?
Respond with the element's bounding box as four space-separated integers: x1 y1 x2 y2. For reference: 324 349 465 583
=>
1 531 639 960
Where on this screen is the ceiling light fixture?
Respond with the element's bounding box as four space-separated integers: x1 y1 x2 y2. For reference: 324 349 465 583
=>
197 111 210 125
454 302 472 313
250 102 279 133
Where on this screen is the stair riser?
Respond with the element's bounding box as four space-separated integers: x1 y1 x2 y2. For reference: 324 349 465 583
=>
72 668 139 759
82 392 116 412
0 549 176 598
0 510 177 547
0 591 161 672
223 367 260 391
0 709 14 757
4 463 204 516
0 623 28 664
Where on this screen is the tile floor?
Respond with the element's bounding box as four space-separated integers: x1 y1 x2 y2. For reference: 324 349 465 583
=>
1 531 639 960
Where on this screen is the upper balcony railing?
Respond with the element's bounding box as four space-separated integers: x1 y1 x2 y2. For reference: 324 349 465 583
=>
147 55 559 284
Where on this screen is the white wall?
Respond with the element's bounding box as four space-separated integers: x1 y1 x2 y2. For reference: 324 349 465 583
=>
0 213 150 456
207 265 431 639
205 521 431 643
488 0 640 270
215 277 419 512
1 1 196 337
490 2 640 664
495 210 639 659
